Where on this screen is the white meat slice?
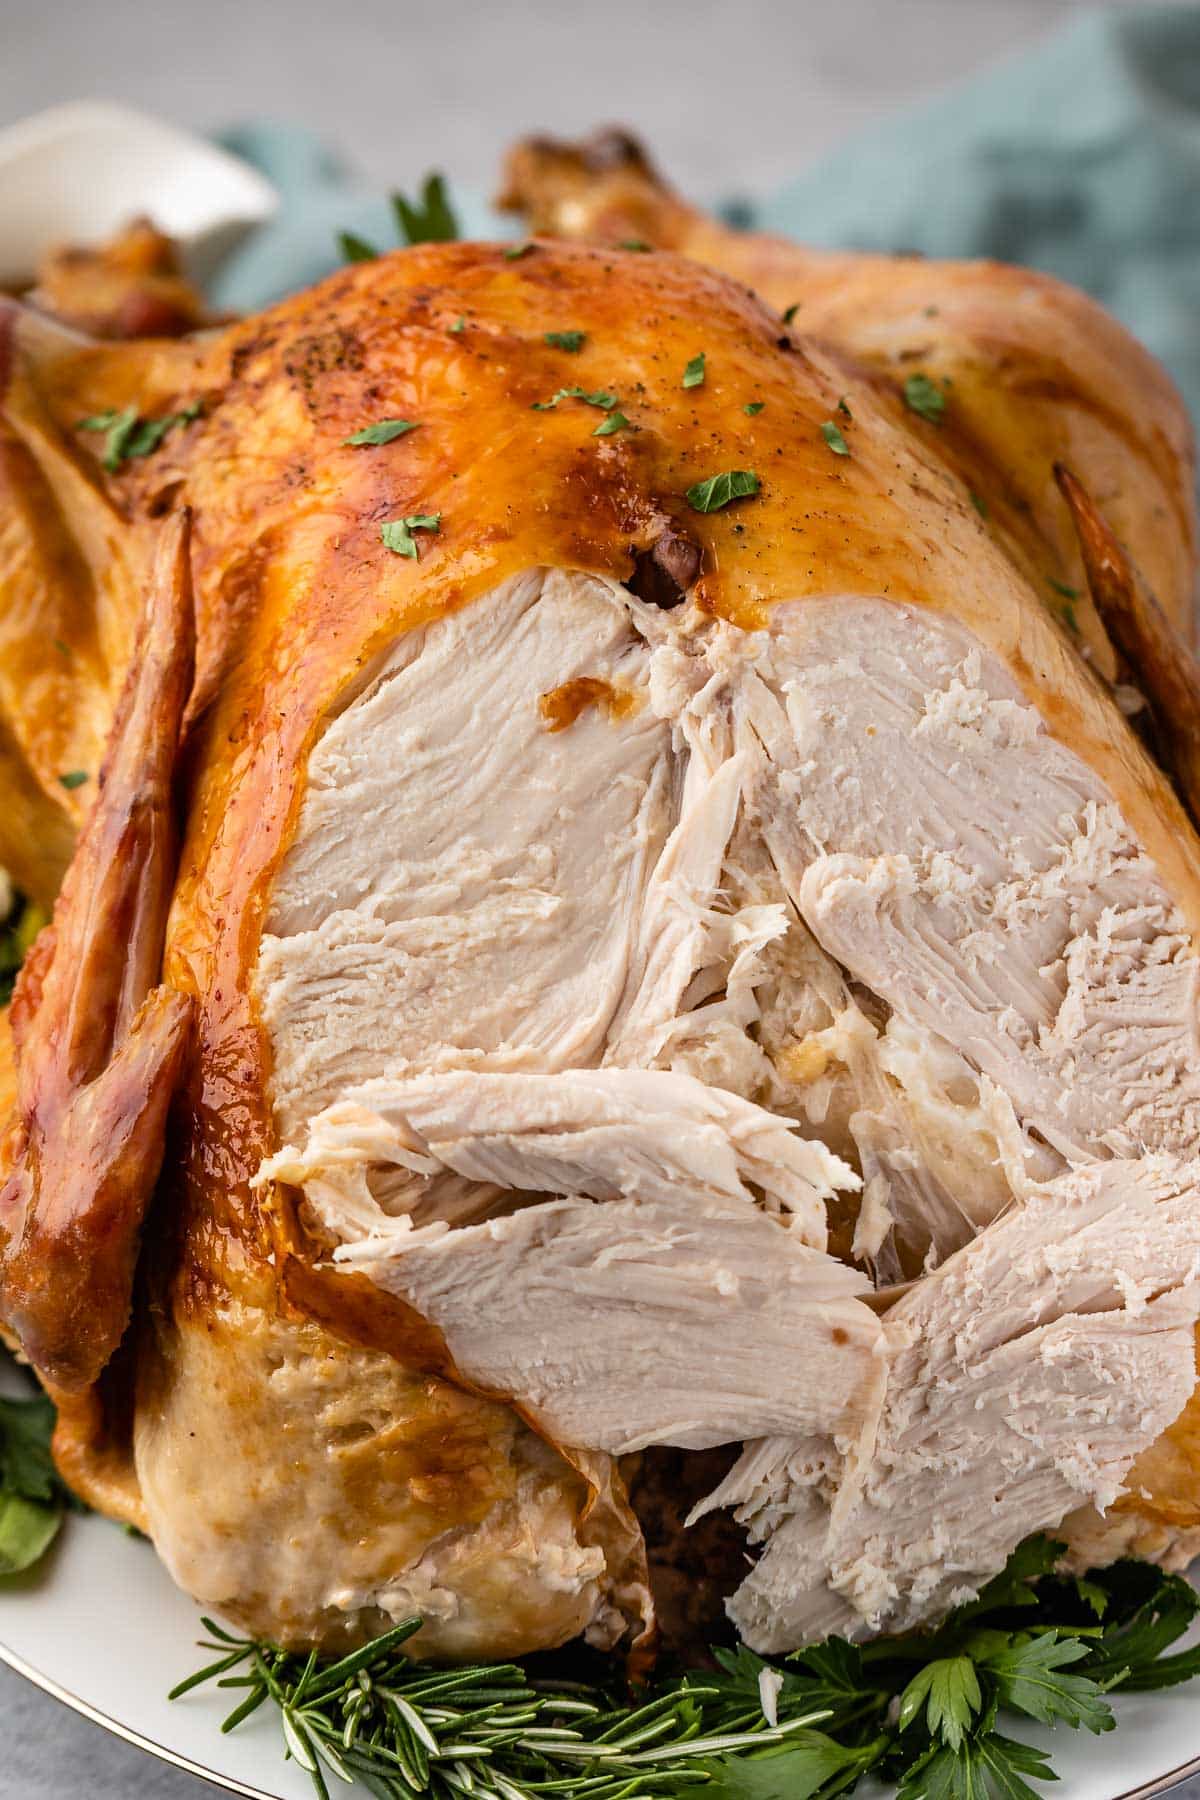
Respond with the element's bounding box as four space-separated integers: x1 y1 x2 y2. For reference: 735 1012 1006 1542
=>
709 1156 1200 1650
730 597 1200 1164
258 1066 859 1252
256 569 675 1135
335 1193 884 1455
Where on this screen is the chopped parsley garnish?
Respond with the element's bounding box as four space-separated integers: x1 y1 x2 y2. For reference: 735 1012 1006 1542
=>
449 316 466 334
744 401 765 416
592 411 629 436
1049 578 1080 599
58 770 88 790
77 402 200 472
380 514 441 559
503 242 533 261
782 303 800 324
544 331 586 352
686 469 760 512
837 395 852 418
618 238 652 252
343 418 419 447
903 372 947 424
821 420 851 457
970 490 990 519
391 173 459 245
532 386 618 412
338 231 379 264
682 353 706 390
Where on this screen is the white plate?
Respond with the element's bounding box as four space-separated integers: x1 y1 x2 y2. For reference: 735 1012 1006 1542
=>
2 1506 1200 1800
0 101 278 289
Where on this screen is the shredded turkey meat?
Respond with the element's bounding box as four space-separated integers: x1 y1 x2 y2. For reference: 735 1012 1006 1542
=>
256 572 1200 1652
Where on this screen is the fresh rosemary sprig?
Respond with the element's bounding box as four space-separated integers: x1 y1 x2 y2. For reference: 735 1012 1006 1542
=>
170 1538 1200 1800
170 1613 833 1800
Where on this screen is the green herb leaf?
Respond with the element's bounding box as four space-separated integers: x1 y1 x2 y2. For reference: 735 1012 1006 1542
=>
970 491 989 519
544 330 586 352
343 419 420 447
899 1658 984 1752
448 315 466 334
380 515 441 559
618 238 652 252
837 396 852 418
0 1493 60 1575
686 470 760 513
744 401 765 416
683 353 706 390
503 241 532 260
391 173 459 245
903 372 947 424
702 1730 884 1800
338 231 379 264
58 770 88 790
820 420 850 457
592 411 630 436
981 1635 1114 1734
77 402 199 471
1049 578 1080 600
532 386 618 412
782 304 800 324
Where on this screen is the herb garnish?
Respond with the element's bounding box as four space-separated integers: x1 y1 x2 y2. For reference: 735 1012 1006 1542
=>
1049 578 1080 600
449 316 466 334
339 173 460 263
970 491 989 519
544 331 586 352
392 174 459 246
504 242 533 261
380 515 441 559
532 386 618 412
343 419 420 447
618 239 652 252
592 411 630 436
782 303 800 324
744 402 765 416
170 1537 1200 1800
903 373 947 425
58 770 88 790
687 470 760 512
837 396 853 418
0 891 45 1007
683 353 707 390
338 231 379 264
821 421 851 457
0 1385 80 1574
77 402 200 472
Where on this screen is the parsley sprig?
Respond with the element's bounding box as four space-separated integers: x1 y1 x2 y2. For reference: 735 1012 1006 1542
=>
170 1535 1200 1800
0 1381 82 1573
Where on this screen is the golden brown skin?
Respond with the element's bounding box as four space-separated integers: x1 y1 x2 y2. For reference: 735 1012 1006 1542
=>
0 513 194 1389
2 228 1200 1644
1056 461 1200 828
499 130 1198 669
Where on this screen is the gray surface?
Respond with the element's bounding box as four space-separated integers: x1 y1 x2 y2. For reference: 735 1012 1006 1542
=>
1 0 1199 1794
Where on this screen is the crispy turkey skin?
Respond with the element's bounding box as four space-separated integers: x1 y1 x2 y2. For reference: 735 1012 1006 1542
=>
1 169 1200 1657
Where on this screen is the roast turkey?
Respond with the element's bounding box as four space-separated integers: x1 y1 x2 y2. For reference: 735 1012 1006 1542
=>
2 132 1200 1661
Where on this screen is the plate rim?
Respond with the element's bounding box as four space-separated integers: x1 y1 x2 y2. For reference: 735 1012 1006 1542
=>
5 1630 1200 1800
0 1634 281 1799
